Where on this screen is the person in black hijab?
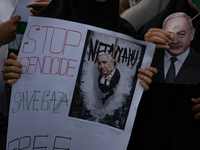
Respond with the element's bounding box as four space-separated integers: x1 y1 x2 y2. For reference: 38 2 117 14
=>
127 0 200 149
139 0 200 120
3 1 158 149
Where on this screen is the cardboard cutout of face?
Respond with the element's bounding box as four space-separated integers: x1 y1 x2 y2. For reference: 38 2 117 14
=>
164 16 195 56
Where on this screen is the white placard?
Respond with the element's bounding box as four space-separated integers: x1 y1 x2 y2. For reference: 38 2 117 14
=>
7 16 155 150
12 0 33 22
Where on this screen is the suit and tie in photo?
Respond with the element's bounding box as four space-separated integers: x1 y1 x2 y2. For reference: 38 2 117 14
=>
97 54 120 104
151 12 200 85
152 48 200 84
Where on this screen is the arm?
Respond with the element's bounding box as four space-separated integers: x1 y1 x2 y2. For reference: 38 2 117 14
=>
0 15 21 47
2 53 22 86
26 0 51 16
144 28 173 51
191 98 200 120
138 66 158 91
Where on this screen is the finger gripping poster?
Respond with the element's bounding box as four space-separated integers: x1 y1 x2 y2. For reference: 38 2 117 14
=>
7 16 155 150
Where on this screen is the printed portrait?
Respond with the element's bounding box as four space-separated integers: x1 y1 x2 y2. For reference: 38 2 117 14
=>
151 12 200 85
69 30 146 130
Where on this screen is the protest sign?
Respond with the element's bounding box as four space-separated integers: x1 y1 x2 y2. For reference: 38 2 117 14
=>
151 12 200 85
7 16 155 150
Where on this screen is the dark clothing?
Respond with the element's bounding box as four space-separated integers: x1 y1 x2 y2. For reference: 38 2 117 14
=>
151 48 200 85
37 0 138 38
138 0 200 53
128 82 200 150
98 68 120 99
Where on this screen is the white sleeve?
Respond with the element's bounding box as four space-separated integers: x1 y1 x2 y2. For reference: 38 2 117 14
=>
121 0 170 31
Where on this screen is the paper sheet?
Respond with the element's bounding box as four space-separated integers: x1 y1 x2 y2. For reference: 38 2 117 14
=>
0 0 18 23
7 16 155 150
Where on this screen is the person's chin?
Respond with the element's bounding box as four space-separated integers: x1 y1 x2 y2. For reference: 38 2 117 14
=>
169 46 182 50
168 48 183 56
100 71 108 75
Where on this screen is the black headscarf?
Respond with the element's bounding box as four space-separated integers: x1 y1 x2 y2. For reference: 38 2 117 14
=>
37 0 137 37
138 0 200 53
128 82 200 150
